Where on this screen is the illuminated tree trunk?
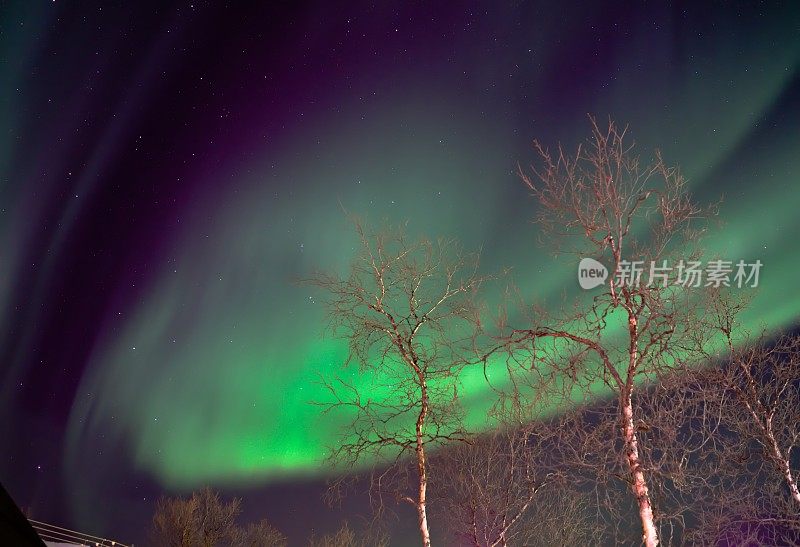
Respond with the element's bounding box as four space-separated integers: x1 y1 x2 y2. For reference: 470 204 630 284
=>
738 356 800 508
416 455 431 547
621 393 658 547
765 417 800 506
416 380 432 547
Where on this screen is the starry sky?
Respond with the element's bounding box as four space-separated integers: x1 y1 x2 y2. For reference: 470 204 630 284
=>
2 1 800 544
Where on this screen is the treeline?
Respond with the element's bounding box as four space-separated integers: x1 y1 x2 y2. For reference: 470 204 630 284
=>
150 487 383 546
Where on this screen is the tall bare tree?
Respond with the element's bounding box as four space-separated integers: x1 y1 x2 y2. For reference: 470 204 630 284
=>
508 118 723 546
310 221 491 547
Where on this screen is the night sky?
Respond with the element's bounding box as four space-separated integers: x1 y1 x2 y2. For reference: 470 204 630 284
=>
2 1 800 544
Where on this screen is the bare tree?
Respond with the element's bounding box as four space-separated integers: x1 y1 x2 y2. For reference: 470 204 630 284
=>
558 326 800 545
306 522 357 547
309 221 491 547
679 332 800 544
306 521 388 547
231 519 288 547
542 372 724 545
192 488 241 547
152 493 199 547
152 488 286 547
508 118 723 546
431 413 597 547
720 334 800 507
432 424 545 547
152 488 240 547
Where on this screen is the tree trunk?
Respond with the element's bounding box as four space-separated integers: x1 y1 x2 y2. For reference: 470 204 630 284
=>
765 417 800 506
469 506 480 547
416 445 432 547
621 395 659 547
416 484 431 547
416 381 432 547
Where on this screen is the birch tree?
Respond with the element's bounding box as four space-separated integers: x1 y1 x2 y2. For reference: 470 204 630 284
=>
718 334 800 508
310 221 491 547
509 118 722 546
682 331 800 544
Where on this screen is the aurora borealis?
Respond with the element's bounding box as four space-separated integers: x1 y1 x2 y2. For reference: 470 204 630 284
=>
2 1 800 543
